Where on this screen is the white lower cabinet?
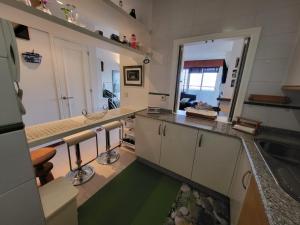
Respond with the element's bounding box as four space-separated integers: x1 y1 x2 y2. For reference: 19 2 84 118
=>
191 130 241 196
229 149 252 225
135 116 162 164
160 122 198 178
135 116 242 197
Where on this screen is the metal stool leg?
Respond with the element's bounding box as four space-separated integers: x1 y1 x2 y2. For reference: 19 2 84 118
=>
97 127 120 165
66 143 95 186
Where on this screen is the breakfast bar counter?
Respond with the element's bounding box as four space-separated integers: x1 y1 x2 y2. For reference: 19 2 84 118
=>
26 108 139 148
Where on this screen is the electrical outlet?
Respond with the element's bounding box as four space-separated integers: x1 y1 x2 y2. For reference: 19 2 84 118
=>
161 95 167 102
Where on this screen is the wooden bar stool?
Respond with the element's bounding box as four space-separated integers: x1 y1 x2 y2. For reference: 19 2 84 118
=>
97 121 123 165
30 147 56 186
63 130 98 186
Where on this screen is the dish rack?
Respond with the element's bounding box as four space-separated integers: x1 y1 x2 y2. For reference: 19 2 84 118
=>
121 116 135 150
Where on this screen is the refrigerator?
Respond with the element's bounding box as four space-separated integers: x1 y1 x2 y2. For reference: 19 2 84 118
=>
0 19 45 225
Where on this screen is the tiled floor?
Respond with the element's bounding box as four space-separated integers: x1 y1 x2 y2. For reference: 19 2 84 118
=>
47 138 136 206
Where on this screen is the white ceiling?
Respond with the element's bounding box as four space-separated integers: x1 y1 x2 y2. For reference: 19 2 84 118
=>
183 39 236 61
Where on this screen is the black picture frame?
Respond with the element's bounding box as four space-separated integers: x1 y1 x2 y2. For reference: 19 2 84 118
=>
123 65 143 86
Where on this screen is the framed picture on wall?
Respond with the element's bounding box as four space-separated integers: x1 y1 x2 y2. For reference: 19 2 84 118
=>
123 65 143 86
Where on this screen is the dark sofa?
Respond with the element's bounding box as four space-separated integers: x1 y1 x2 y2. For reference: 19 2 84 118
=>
179 92 197 110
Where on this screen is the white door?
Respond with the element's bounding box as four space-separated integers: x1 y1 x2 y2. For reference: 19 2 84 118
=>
191 130 241 195
53 38 92 118
135 116 162 164
160 122 198 178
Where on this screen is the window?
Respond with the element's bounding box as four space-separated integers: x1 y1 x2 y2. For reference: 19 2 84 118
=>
188 72 218 91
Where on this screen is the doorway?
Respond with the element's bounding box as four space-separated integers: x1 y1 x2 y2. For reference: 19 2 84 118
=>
171 28 261 122
53 38 92 118
176 37 247 121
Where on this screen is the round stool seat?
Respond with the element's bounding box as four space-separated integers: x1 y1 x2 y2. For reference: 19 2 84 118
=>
31 147 56 167
30 147 56 186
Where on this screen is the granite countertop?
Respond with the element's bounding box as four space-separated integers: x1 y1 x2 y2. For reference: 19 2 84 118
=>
136 109 300 225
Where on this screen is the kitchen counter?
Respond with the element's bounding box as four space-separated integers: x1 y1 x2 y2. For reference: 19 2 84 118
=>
136 109 300 225
26 108 139 148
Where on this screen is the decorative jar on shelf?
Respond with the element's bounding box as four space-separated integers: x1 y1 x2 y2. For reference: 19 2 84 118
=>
61 4 79 24
37 0 52 15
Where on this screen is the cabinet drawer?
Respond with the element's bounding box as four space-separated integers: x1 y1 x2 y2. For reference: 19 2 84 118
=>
0 129 35 195
0 179 45 225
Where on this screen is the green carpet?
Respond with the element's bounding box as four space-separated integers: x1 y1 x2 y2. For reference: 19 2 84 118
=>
78 161 181 225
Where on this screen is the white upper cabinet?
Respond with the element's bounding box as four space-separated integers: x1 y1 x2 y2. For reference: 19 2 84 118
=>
160 122 198 178
191 130 241 196
135 116 163 164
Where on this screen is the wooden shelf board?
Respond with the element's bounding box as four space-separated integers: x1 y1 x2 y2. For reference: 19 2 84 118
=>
0 0 146 57
282 85 300 91
244 101 300 110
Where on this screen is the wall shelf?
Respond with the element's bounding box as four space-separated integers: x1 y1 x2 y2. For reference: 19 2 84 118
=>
102 0 150 34
282 85 300 91
244 101 300 110
0 0 146 57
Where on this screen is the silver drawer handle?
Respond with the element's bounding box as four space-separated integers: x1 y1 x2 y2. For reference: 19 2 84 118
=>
163 125 166 136
242 170 252 190
158 124 161 135
61 96 74 100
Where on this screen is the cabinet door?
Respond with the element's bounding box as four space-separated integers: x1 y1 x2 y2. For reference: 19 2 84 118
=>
191 130 241 196
135 116 162 164
238 176 269 225
0 57 22 127
0 21 8 58
160 122 198 178
229 149 252 225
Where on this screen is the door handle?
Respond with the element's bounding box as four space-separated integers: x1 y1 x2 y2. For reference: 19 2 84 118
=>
242 170 252 190
61 96 74 100
163 125 166 136
198 134 203 147
158 124 162 135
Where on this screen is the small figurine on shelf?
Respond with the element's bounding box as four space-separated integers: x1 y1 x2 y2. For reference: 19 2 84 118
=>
119 0 123 8
122 35 128 45
129 9 136 19
37 0 52 15
130 34 137 49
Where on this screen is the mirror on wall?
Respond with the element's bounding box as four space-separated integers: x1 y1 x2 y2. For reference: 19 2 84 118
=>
2 18 124 126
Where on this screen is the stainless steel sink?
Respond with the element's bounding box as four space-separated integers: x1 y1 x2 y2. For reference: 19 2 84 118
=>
255 138 300 202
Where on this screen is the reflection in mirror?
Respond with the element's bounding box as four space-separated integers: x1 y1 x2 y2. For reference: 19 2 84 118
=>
0 18 143 127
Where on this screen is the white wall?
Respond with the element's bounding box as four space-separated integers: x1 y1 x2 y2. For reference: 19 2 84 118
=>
110 0 153 30
17 28 61 126
120 55 149 110
221 39 244 99
150 0 300 131
285 29 300 85
46 0 151 49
